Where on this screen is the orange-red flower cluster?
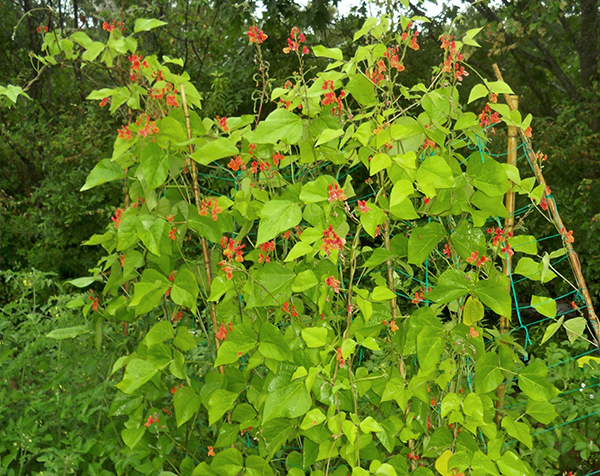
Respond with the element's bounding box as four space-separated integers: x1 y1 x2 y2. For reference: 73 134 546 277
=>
228 155 246 172
219 237 245 280
199 197 222 221
282 301 299 317
326 276 341 293
216 116 228 132
136 114 160 138
258 241 275 263
118 125 132 140
246 26 268 44
322 225 346 255
283 27 309 55
336 347 345 368
36 26 49 33
357 200 370 214
102 20 124 32
272 152 285 166
89 296 99 312
466 250 489 267
216 322 233 341
561 227 575 244
384 46 405 72
111 207 123 228
321 80 345 116
144 414 159 427
327 183 347 203
478 104 501 127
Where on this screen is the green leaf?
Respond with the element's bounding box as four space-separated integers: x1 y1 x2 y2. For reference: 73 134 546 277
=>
285 242 313 261
407 222 446 265
292 270 318 292
497 450 532 476
346 74 376 106
211 448 243 476
371 286 396 301
245 455 276 476
171 268 199 312
441 393 461 417
463 296 484 325
173 386 202 427
467 154 510 197
173 327 197 352
417 327 444 373
263 380 311 424
501 416 532 449
208 389 238 426
81 42 105 62
468 84 489 104
471 451 500 476
80 159 125 191
191 138 239 165
564 317 586 343
518 360 559 402
259 322 293 361
146 320 174 347
363 248 397 268
121 427 146 450
316 128 344 146
214 424 239 448
390 179 415 208
451 222 486 260
141 142 171 190
541 316 564 344
46 325 89 340
361 203 386 238
262 419 295 460
360 416 383 433
474 278 511 317
425 269 470 304
313 45 343 61
214 325 257 366
134 18 168 32
475 351 503 394
137 216 166 256
66 276 96 288
513 257 557 283
302 327 328 348
530 295 556 318
454 112 478 130
525 399 557 424
300 176 334 203
257 200 302 245
507 235 537 255
300 408 327 430
416 155 454 196
254 108 304 145
117 358 157 394
370 153 391 175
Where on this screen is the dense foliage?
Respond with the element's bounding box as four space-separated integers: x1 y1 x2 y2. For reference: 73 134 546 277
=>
1 2 600 476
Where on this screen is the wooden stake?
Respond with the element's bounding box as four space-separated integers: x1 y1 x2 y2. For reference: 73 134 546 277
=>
497 95 518 423
180 84 224 374
493 64 600 350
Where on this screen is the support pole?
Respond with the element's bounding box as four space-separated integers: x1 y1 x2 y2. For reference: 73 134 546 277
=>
493 64 600 351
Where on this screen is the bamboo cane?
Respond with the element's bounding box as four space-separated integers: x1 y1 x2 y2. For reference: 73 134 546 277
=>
180 84 224 374
493 64 600 350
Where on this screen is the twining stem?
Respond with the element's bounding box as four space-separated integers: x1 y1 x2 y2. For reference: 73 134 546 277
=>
378 171 398 319
180 84 224 374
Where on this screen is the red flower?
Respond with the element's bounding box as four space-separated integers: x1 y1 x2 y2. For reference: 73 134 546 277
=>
325 276 341 293
166 95 179 107
524 127 532 138
216 323 228 341
169 228 177 241
469 327 480 338
443 244 451 258
88 296 99 312
322 225 346 254
272 152 284 166
412 291 424 304
100 97 110 107
357 200 370 214
171 385 178 395
423 138 437 149
216 116 229 132
36 26 48 33
172 311 183 323
390 320 399 332
466 251 479 264
208 446 215 457
246 26 268 44
328 183 347 203
111 208 123 228
228 155 246 171
336 348 345 368
117 126 132 140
